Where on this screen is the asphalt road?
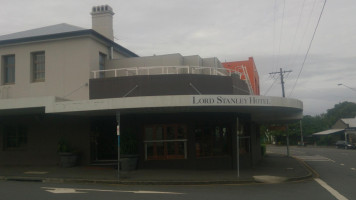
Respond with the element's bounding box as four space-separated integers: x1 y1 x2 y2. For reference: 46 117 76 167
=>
0 180 334 200
269 145 356 200
0 146 354 200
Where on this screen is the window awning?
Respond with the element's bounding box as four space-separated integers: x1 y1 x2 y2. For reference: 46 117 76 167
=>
312 129 344 136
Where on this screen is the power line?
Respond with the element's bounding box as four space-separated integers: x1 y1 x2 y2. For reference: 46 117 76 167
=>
286 0 306 67
276 0 286 70
272 0 277 72
289 0 327 97
288 0 317 81
263 77 279 96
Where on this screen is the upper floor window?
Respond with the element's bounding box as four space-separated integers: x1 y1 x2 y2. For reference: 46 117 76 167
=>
2 55 15 84
99 53 106 78
32 51 45 82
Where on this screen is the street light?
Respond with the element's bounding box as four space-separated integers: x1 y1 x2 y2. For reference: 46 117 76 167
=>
338 83 356 92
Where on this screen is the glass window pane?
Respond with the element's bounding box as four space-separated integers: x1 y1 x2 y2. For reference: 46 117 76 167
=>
32 52 45 81
99 53 106 78
145 124 187 160
145 127 153 140
156 126 163 140
177 125 186 139
167 142 176 155
4 125 27 149
166 126 175 140
195 125 230 157
147 143 154 159
167 142 185 159
156 142 164 158
3 55 15 83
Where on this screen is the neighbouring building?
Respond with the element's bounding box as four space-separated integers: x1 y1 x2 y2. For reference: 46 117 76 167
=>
0 5 303 170
313 117 356 145
222 57 260 95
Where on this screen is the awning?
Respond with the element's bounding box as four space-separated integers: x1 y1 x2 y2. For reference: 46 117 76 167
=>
0 95 303 123
312 129 344 136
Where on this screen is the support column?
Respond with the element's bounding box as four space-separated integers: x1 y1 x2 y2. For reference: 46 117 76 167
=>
116 111 120 180
286 124 290 157
236 117 240 178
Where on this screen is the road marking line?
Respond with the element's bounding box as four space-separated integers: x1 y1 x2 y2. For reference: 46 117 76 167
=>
296 155 334 162
329 158 336 163
340 164 345 166
24 171 48 175
351 168 356 171
45 188 86 194
42 187 184 195
314 178 348 200
290 150 305 154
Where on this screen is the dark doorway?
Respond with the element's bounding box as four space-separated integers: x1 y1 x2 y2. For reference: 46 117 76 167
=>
194 124 231 158
91 117 117 161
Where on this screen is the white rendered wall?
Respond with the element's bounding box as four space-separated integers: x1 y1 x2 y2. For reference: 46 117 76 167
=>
0 37 124 100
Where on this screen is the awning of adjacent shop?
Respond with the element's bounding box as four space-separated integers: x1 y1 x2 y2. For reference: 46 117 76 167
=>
312 129 344 136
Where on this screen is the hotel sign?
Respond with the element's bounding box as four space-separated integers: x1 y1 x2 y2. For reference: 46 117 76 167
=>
192 95 271 106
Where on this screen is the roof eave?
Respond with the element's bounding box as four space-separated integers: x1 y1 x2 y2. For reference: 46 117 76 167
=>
0 29 138 58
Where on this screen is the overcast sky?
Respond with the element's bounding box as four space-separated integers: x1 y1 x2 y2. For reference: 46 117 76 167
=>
1 0 355 116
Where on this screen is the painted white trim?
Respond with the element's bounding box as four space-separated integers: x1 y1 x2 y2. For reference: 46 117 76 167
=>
46 95 302 113
0 96 56 110
0 95 303 122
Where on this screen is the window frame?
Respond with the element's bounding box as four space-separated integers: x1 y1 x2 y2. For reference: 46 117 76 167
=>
99 52 106 78
144 124 188 160
2 54 15 85
31 51 45 82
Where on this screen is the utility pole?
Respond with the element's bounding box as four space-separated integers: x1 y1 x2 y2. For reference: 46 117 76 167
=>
269 68 292 156
116 111 121 181
269 68 292 97
300 120 304 146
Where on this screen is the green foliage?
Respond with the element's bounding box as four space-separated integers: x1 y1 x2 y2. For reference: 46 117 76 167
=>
323 101 356 127
298 101 356 137
58 138 72 153
301 115 328 136
262 101 356 145
261 143 266 156
316 135 333 146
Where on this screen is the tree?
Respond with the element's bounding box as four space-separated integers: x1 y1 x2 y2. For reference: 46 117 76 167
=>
262 101 356 145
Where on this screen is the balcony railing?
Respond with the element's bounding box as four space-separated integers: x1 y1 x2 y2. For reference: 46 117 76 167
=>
91 66 239 79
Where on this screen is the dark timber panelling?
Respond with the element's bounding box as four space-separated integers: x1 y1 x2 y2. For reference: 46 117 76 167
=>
89 74 249 99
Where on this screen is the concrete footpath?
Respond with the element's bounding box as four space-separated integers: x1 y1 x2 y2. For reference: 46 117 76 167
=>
0 153 314 185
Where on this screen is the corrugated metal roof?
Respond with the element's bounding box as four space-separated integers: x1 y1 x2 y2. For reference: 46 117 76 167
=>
341 118 356 128
0 23 138 57
312 129 344 136
0 23 86 41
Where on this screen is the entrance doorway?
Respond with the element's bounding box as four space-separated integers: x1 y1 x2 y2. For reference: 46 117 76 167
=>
194 125 231 158
90 118 117 161
144 124 187 160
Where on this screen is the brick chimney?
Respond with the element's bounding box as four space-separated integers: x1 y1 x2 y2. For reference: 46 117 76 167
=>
91 5 114 41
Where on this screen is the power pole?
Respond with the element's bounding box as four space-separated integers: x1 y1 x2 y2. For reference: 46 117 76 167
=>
300 120 304 146
269 68 292 97
269 68 292 156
